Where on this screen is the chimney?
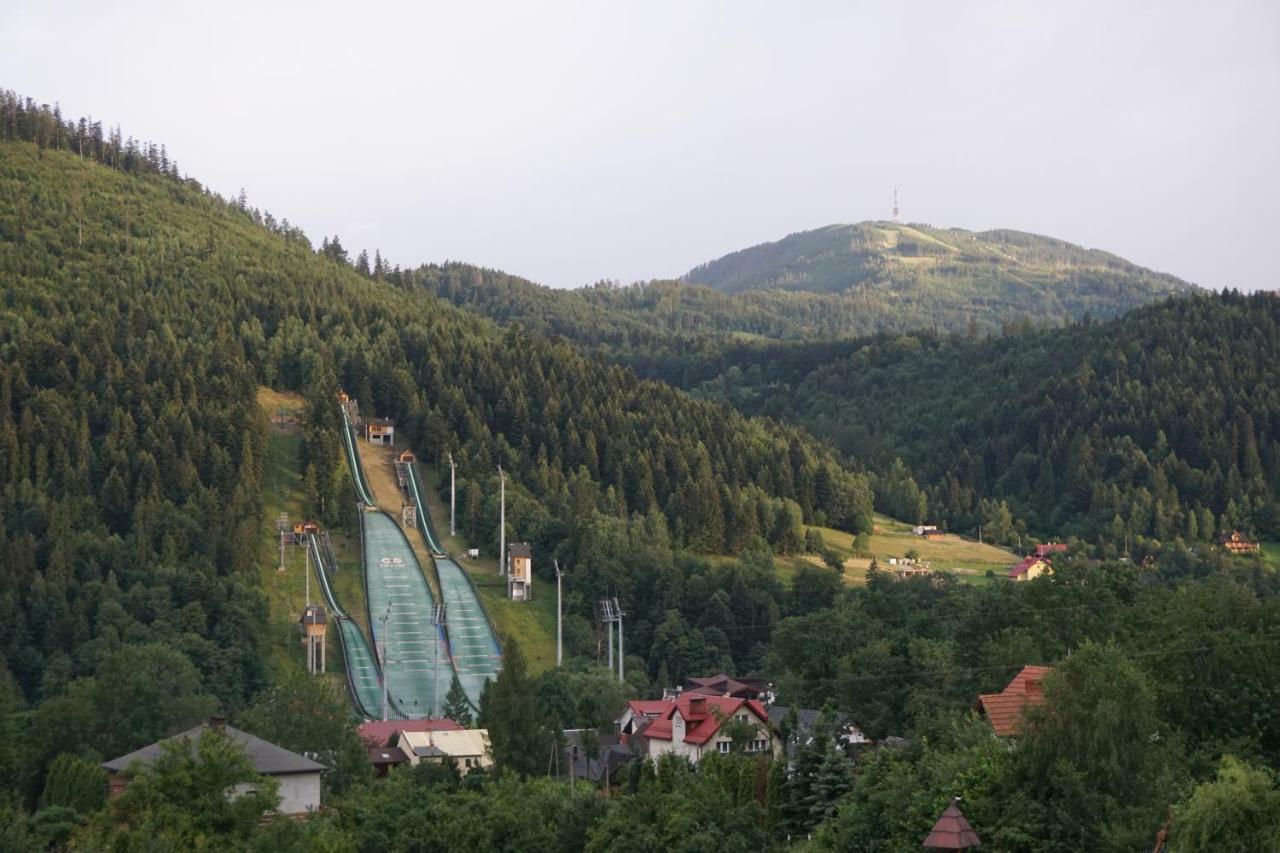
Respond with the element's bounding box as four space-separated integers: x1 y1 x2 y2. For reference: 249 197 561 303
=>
208 716 227 732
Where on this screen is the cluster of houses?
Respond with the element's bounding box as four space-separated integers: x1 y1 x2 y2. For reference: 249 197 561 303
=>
98 663 1052 828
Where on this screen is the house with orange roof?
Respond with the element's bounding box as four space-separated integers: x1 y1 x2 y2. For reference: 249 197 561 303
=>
977 665 1052 737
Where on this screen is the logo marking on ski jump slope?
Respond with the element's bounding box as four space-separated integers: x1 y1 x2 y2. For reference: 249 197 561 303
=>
380 557 405 566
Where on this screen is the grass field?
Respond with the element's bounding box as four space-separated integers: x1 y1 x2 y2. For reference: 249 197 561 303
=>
771 513 1018 587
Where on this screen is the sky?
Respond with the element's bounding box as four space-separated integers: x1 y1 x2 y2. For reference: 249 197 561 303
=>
4 0 1279 290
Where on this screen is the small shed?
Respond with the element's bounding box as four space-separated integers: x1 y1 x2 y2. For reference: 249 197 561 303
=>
366 417 395 446
923 798 981 850
398 449 416 463
507 543 532 601
301 604 327 674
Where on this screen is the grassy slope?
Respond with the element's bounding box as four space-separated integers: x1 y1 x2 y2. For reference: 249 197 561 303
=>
772 513 1018 588
256 388 368 694
417 466 558 674
684 222 1194 330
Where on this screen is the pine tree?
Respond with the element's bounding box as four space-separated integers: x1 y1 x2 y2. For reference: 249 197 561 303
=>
442 674 473 727
478 638 548 778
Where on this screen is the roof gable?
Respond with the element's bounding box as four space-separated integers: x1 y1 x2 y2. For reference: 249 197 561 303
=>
642 695 772 745
102 723 325 775
978 665 1052 737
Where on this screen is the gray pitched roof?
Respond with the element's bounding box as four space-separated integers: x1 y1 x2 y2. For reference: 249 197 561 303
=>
508 542 532 558
102 722 326 776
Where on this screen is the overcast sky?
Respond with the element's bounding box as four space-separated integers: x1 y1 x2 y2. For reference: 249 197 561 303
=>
4 1 1278 289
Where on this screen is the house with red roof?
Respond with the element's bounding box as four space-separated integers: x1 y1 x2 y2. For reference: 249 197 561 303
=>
977 665 1052 737
621 694 781 763
617 700 671 736
357 718 463 748
1008 555 1052 582
1034 542 1068 558
358 719 465 775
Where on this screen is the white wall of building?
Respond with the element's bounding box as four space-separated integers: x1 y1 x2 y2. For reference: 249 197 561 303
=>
275 772 322 815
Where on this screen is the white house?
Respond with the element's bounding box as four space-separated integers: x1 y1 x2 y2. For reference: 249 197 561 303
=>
394 728 493 773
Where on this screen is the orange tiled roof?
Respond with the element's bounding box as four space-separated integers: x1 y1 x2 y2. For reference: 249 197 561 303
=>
977 665 1051 737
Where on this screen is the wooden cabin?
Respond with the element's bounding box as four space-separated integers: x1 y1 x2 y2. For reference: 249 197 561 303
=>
1220 530 1260 554
398 449 416 463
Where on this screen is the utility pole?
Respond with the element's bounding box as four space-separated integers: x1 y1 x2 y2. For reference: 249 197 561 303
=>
432 603 446 715
277 512 289 572
498 465 506 577
449 452 456 537
554 560 564 667
614 597 624 684
379 606 391 721
304 534 311 607
600 599 618 674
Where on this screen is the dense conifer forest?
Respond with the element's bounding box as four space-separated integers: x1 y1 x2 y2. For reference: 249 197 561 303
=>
1 90 1279 851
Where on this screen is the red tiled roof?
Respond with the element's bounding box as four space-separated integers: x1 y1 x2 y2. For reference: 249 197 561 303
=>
1008 556 1049 578
977 665 1052 737
922 801 981 849
1034 542 1068 557
642 695 771 746
626 700 670 716
358 718 462 746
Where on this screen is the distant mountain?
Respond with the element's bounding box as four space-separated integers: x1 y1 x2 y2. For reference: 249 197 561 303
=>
684 221 1195 324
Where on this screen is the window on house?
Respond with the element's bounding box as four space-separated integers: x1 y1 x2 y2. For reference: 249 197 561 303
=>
718 741 731 754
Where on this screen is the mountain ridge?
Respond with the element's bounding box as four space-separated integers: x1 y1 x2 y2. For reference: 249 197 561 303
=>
683 220 1195 316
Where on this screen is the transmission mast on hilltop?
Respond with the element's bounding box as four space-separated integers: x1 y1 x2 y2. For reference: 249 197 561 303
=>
892 188 901 224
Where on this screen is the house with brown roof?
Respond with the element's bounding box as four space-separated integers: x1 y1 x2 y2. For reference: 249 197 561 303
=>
1008 555 1052 582
682 673 769 700
977 665 1051 737
623 694 781 763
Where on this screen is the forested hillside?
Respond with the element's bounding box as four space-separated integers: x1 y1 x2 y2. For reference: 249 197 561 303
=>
0 94 871 739
411 220 1196 356
688 292 1280 551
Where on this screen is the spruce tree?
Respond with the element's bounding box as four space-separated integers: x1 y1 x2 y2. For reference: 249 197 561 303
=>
441 674 473 727
478 638 548 778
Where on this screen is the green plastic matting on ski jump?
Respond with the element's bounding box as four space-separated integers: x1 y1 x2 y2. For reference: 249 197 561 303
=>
307 536 385 719
362 509 448 718
406 463 503 709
